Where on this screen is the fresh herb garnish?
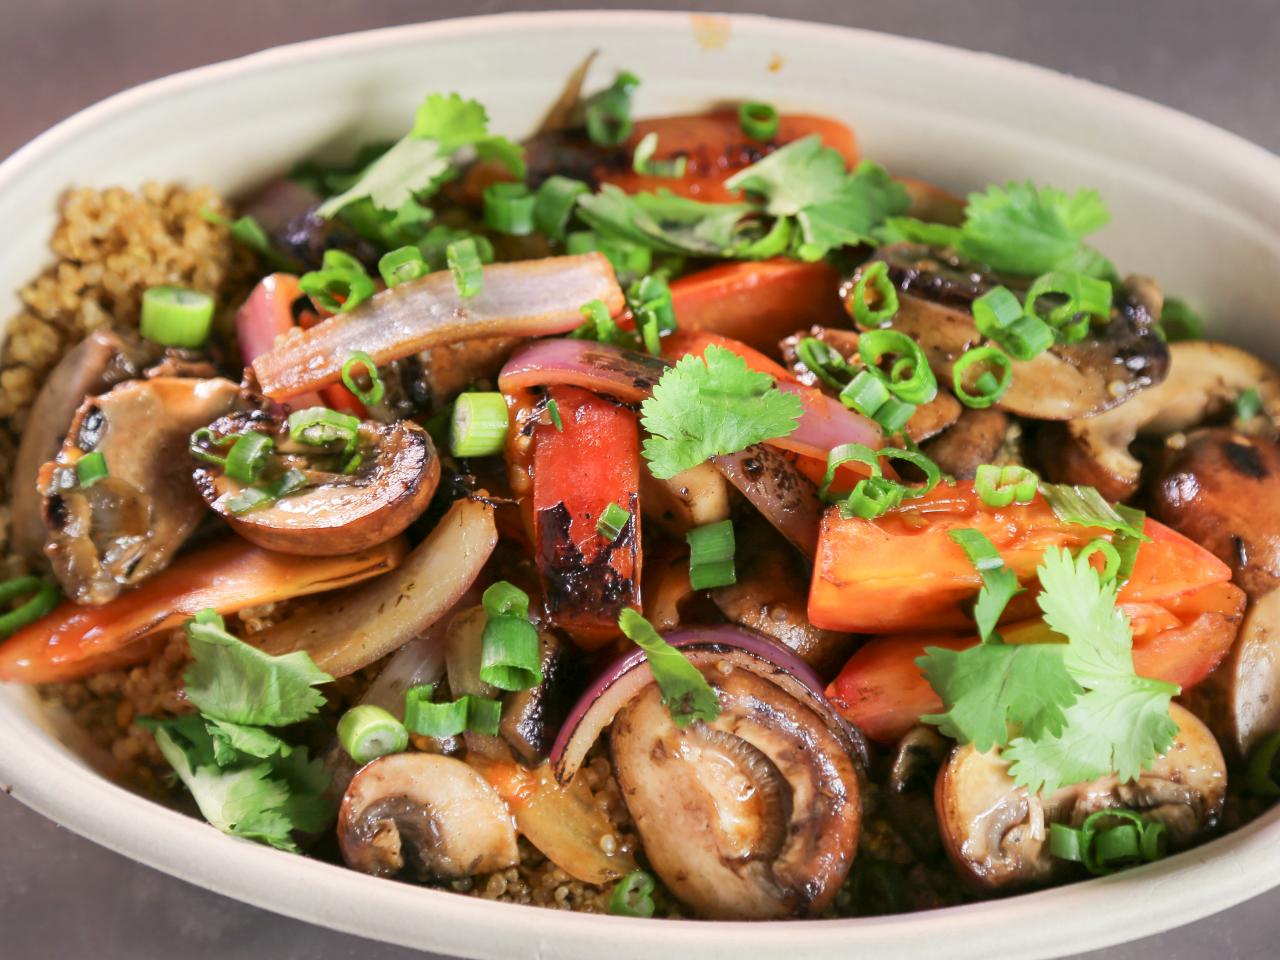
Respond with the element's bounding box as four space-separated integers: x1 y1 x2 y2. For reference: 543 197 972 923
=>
317 93 523 220
724 137 909 260
141 610 335 852
1158 297 1205 342
618 610 720 727
200 207 296 270
879 181 1112 277
639 344 803 479
1039 483 1149 540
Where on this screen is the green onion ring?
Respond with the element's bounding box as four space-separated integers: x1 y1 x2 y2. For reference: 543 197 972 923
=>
0 577 60 638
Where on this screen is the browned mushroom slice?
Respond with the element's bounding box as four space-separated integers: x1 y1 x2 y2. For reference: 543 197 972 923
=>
339 752 519 879
1149 429 1280 600
937 704 1225 890
37 376 239 605
710 517 856 677
922 407 1012 481
193 411 439 556
610 663 860 919
887 725 949 857
712 444 822 557
868 245 1169 420
778 325 962 442
1039 341 1280 501
10 330 150 561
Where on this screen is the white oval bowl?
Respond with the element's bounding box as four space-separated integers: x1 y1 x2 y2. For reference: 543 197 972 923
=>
2 12 1278 960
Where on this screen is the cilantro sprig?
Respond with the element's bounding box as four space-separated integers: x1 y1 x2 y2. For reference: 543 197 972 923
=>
316 93 524 221
142 610 335 852
618 610 720 727
919 543 1179 794
878 181 1112 277
639 344 803 478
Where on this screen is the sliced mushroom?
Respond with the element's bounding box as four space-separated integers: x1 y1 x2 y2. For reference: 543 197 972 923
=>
778 325 962 442
611 662 860 919
1149 429 1280 600
38 376 239 605
338 752 519 879
500 630 574 765
887 725 949 858
711 517 856 678
921 407 1012 480
418 336 525 409
937 704 1225 889
868 246 1169 420
712 444 822 557
193 410 439 556
1039 341 1280 501
10 330 150 561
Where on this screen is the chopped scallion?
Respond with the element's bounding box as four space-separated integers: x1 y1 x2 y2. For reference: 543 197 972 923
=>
546 398 564 432
483 181 536 236
377 246 428 287
337 704 409 765
223 432 273 485
597 502 632 541
479 581 542 692
340 351 386 407
974 463 1039 508
632 132 687 178
952 346 1013 408
287 407 360 449
584 70 640 147
737 101 780 141
447 237 485 299
140 286 215 348
972 286 1054 361
858 329 937 404
1236 387 1263 423
450 392 509 458
533 175 589 239
1038 482 1149 540
686 520 736 590
75 450 108 487
0 576 60 639
1078 538 1122 583
404 684 504 738
848 260 900 329
1025 271 1112 344
298 250 376 314
609 869 657 917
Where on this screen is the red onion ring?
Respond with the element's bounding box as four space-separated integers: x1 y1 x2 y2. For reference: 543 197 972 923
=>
549 625 864 784
498 338 669 402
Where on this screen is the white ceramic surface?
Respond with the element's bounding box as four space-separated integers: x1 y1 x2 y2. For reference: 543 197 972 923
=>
2 11 1278 960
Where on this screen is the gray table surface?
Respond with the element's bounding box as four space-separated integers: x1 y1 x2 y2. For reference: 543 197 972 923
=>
2 1 1278 958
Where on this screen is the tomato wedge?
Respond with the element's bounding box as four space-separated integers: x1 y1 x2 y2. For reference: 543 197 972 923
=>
809 483 1232 634
532 385 641 649
827 579 1246 744
668 260 847 354
0 537 406 684
600 111 859 203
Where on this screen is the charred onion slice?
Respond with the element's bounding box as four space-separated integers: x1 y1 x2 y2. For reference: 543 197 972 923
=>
38 376 240 605
253 496 498 677
498 338 669 402
0 536 405 683
937 704 1226 890
339 752 519 880
252 253 624 400
193 410 439 556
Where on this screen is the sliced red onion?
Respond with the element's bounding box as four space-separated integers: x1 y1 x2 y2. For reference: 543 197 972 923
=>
771 381 883 462
253 253 625 400
550 625 864 784
498 338 669 402
712 445 822 557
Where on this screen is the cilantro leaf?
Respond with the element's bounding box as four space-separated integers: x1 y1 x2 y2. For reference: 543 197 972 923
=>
205 718 292 761
618 609 720 727
318 92 524 219
1003 679 1178 794
724 137 909 259
639 344 803 478
1001 548 1180 794
959 182 1109 275
148 717 302 851
576 186 756 257
182 611 331 727
918 643 1079 752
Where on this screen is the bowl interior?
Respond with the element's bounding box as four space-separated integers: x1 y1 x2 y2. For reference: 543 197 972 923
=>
1 11 1278 960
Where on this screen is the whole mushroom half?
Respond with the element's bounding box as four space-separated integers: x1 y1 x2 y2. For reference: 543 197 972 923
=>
339 752 519 880
192 410 439 555
1039 341 1280 501
867 245 1169 421
551 627 864 919
936 704 1226 890
38 376 239 605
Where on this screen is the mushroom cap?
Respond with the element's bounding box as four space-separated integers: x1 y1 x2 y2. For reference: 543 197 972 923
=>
936 704 1226 890
38 376 239 605
1150 429 1280 600
921 407 1011 481
610 662 861 919
194 411 439 556
868 246 1169 421
1041 341 1280 502
338 752 519 880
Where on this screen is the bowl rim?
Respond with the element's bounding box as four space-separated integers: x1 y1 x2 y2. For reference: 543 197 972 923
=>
3 10 1280 960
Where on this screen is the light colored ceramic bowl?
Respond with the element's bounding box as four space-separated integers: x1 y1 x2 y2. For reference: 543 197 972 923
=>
2 11 1279 960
